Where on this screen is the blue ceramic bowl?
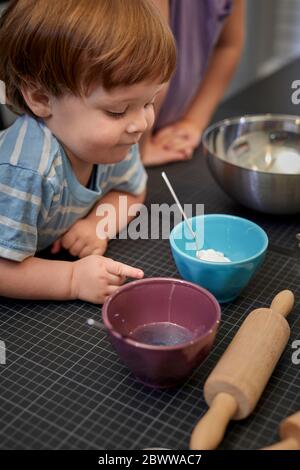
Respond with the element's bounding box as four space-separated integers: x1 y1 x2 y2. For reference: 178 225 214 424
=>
169 214 268 303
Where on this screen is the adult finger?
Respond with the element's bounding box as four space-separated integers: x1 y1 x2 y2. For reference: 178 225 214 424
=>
143 148 187 167
153 127 174 142
163 150 190 162
177 145 194 158
185 147 195 157
156 134 176 147
164 140 190 152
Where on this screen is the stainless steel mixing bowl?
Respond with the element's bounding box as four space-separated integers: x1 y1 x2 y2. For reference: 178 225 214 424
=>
202 114 300 214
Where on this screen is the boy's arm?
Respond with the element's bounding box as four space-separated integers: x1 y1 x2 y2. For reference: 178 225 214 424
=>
0 253 144 303
51 189 147 258
52 145 147 258
86 188 147 239
0 256 74 300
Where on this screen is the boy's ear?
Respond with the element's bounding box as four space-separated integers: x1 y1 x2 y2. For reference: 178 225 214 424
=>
21 83 52 118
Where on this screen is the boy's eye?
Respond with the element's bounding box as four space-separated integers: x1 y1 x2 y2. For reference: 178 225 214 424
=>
105 110 127 119
105 101 154 119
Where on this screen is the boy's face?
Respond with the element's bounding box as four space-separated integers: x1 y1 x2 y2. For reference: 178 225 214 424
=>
45 81 163 164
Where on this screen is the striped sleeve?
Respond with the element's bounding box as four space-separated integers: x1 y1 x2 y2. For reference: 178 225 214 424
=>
0 164 54 262
108 144 147 195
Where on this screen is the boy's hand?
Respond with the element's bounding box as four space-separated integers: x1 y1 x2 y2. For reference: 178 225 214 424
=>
70 255 144 304
51 218 108 258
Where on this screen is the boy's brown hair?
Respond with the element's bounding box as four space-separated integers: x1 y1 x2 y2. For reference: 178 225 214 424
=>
0 0 176 116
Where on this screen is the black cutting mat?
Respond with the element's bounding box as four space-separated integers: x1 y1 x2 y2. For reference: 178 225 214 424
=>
0 147 300 450
1 61 300 450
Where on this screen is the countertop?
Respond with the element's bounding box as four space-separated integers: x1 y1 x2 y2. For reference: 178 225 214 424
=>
0 58 300 450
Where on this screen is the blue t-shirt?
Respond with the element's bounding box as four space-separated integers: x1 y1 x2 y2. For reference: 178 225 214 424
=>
0 114 147 261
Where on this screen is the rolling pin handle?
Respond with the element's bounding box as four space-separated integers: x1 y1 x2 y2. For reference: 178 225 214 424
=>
270 290 294 318
262 437 299 450
190 393 238 450
262 410 300 450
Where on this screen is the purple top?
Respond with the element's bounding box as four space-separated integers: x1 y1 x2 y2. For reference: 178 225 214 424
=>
155 0 233 131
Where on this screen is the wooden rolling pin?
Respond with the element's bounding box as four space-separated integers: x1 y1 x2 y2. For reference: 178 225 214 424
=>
190 290 294 450
262 411 300 450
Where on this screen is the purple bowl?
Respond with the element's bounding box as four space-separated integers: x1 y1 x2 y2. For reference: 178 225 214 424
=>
102 278 221 388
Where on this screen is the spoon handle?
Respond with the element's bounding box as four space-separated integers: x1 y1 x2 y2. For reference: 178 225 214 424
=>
86 318 105 330
161 172 199 250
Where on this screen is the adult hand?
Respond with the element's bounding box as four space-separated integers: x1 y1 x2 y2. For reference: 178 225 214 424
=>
141 134 190 167
154 119 202 158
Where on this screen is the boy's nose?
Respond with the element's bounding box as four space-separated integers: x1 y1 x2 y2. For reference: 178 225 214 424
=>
126 111 148 134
